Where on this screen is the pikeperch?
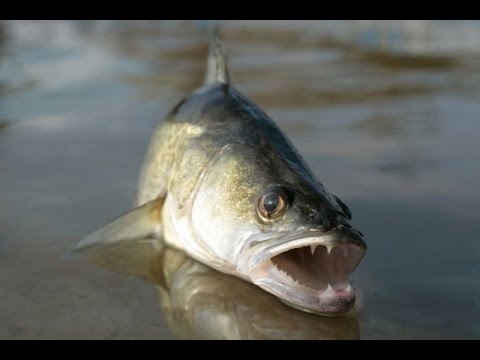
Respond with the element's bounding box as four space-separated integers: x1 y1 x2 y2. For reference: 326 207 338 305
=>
77 30 367 315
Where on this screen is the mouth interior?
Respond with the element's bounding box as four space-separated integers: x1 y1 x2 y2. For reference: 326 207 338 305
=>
270 244 363 292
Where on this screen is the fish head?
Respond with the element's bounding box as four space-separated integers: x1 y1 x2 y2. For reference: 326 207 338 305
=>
190 140 366 316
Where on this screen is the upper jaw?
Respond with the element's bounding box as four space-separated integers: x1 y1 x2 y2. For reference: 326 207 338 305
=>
243 225 366 274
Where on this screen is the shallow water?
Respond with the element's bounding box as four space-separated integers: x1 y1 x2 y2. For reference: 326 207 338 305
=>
1 20 479 339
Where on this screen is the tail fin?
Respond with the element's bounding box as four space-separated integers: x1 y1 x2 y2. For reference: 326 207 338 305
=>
204 25 230 85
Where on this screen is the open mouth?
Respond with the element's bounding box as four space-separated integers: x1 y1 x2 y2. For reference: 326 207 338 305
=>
271 244 361 292
250 233 366 315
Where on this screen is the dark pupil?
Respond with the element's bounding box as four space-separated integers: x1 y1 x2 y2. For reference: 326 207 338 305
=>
263 193 280 213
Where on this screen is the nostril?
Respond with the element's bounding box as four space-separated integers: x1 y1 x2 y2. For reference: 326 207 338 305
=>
306 207 350 231
307 210 333 231
307 210 317 221
337 214 352 228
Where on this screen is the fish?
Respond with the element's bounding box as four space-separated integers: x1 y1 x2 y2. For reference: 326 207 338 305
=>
80 240 360 339
76 28 367 316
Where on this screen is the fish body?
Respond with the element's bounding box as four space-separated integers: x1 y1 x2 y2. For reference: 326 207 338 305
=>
77 30 366 315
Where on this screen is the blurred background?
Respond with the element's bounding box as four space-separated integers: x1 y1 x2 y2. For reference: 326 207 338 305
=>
0 20 479 339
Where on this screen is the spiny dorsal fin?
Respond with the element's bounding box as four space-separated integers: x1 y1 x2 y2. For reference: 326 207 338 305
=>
204 25 230 85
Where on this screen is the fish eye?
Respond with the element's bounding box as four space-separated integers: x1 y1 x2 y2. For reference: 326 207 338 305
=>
257 187 292 222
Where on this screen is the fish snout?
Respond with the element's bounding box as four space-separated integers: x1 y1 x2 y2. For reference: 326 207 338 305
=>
308 206 355 234
310 213 366 253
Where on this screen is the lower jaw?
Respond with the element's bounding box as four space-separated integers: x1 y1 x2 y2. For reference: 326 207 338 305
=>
279 295 356 316
252 277 357 316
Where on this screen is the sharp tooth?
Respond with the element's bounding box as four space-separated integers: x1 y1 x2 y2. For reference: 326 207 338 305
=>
310 245 316 255
324 284 334 295
327 245 333 255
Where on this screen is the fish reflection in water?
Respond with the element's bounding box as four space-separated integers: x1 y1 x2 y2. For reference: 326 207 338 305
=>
79 242 359 340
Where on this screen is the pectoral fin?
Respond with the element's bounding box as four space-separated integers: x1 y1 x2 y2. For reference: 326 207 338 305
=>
75 197 164 251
